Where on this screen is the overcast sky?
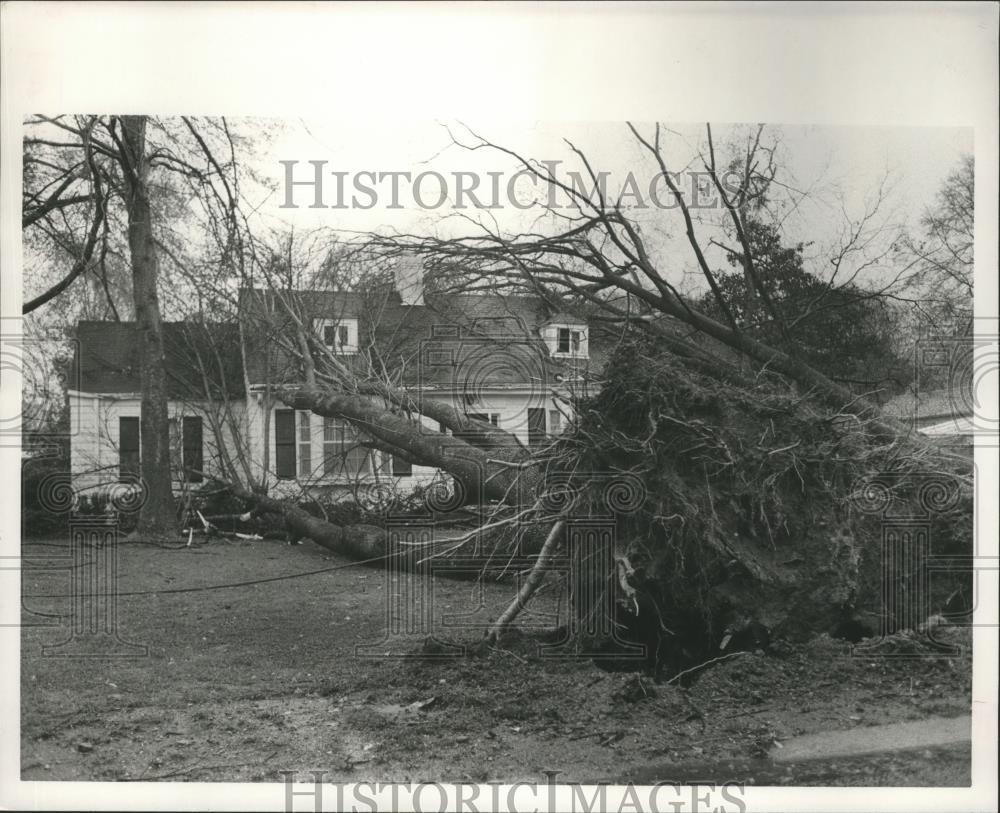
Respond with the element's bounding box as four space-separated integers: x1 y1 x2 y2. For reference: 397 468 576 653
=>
248 119 972 294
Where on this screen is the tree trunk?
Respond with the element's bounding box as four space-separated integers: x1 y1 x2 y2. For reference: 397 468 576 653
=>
278 385 541 505
119 116 179 541
240 487 540 575
249 490 387 559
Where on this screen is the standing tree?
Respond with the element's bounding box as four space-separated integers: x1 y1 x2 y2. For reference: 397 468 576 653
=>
22 115 270 538
701 218 910 395
901 155 974 328
115 116 177 539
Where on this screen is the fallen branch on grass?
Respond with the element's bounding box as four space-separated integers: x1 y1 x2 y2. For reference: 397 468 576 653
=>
666 650 749 685
485 518 566 644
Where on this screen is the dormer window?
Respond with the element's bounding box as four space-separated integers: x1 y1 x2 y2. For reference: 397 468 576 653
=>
557 328 580 354
325 323 349 349
549 324 588 358
316 318 358 354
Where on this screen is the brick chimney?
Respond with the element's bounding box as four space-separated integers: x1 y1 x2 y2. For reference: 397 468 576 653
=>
394 256 424 306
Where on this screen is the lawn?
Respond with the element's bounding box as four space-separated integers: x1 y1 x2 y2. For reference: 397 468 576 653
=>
20 534 972 784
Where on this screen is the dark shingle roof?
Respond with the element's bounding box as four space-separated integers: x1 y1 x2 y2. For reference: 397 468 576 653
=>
240 288 608 390
73 321 246 398
75 289 611 397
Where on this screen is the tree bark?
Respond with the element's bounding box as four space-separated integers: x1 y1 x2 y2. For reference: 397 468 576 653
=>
486 518 565 642
119 116 179 540
278 385 541 505
249 489 387 559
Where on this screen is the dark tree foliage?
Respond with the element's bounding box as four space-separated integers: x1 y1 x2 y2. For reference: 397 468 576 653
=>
702 220 911 395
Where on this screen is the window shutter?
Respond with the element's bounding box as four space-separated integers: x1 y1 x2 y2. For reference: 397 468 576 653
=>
182 416 204 483
274 409 296 479
527 408 546 447
391 455 413 477
119 416 140 481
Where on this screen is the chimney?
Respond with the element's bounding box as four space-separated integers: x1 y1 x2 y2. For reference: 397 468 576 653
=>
394 256 425 306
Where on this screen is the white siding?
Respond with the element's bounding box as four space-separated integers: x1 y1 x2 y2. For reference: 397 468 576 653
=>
70 388 575 502
68 391 251 496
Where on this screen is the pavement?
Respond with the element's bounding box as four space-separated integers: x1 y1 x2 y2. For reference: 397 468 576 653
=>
770 715 971 763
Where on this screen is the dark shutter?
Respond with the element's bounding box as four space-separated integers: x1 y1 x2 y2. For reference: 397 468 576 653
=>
527 408 546 448
391 455 413 477
274 409 296 479
119 416 140 481
182 416 203 483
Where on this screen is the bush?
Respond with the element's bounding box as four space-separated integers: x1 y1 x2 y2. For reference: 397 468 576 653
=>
21 458 70 537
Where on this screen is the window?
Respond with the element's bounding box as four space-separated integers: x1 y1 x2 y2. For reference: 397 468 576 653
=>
274 409 296 479
317 318 358 354
298 411 312 478
323 323 350 349
548 409 563 435
557 328 571 354
551 324 587 358
527 408 546 448
468 413 500 426
323 416 371 477
119 416 140 481
182 416 204 482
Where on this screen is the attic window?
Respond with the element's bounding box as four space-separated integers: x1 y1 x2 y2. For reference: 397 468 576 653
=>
317 318 358 354
551 325 587 358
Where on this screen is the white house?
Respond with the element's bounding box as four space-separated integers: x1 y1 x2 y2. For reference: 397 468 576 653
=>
68 276 604 502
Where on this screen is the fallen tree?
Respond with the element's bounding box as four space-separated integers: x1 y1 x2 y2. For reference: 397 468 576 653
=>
276 384 541 507
567 332 973 654
231 282 973 657
167 121 976 660
203 325 972 663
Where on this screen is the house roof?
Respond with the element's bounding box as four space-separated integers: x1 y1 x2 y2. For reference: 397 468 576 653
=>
72 321 246 399
240 288 610 391
74 289 612 398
